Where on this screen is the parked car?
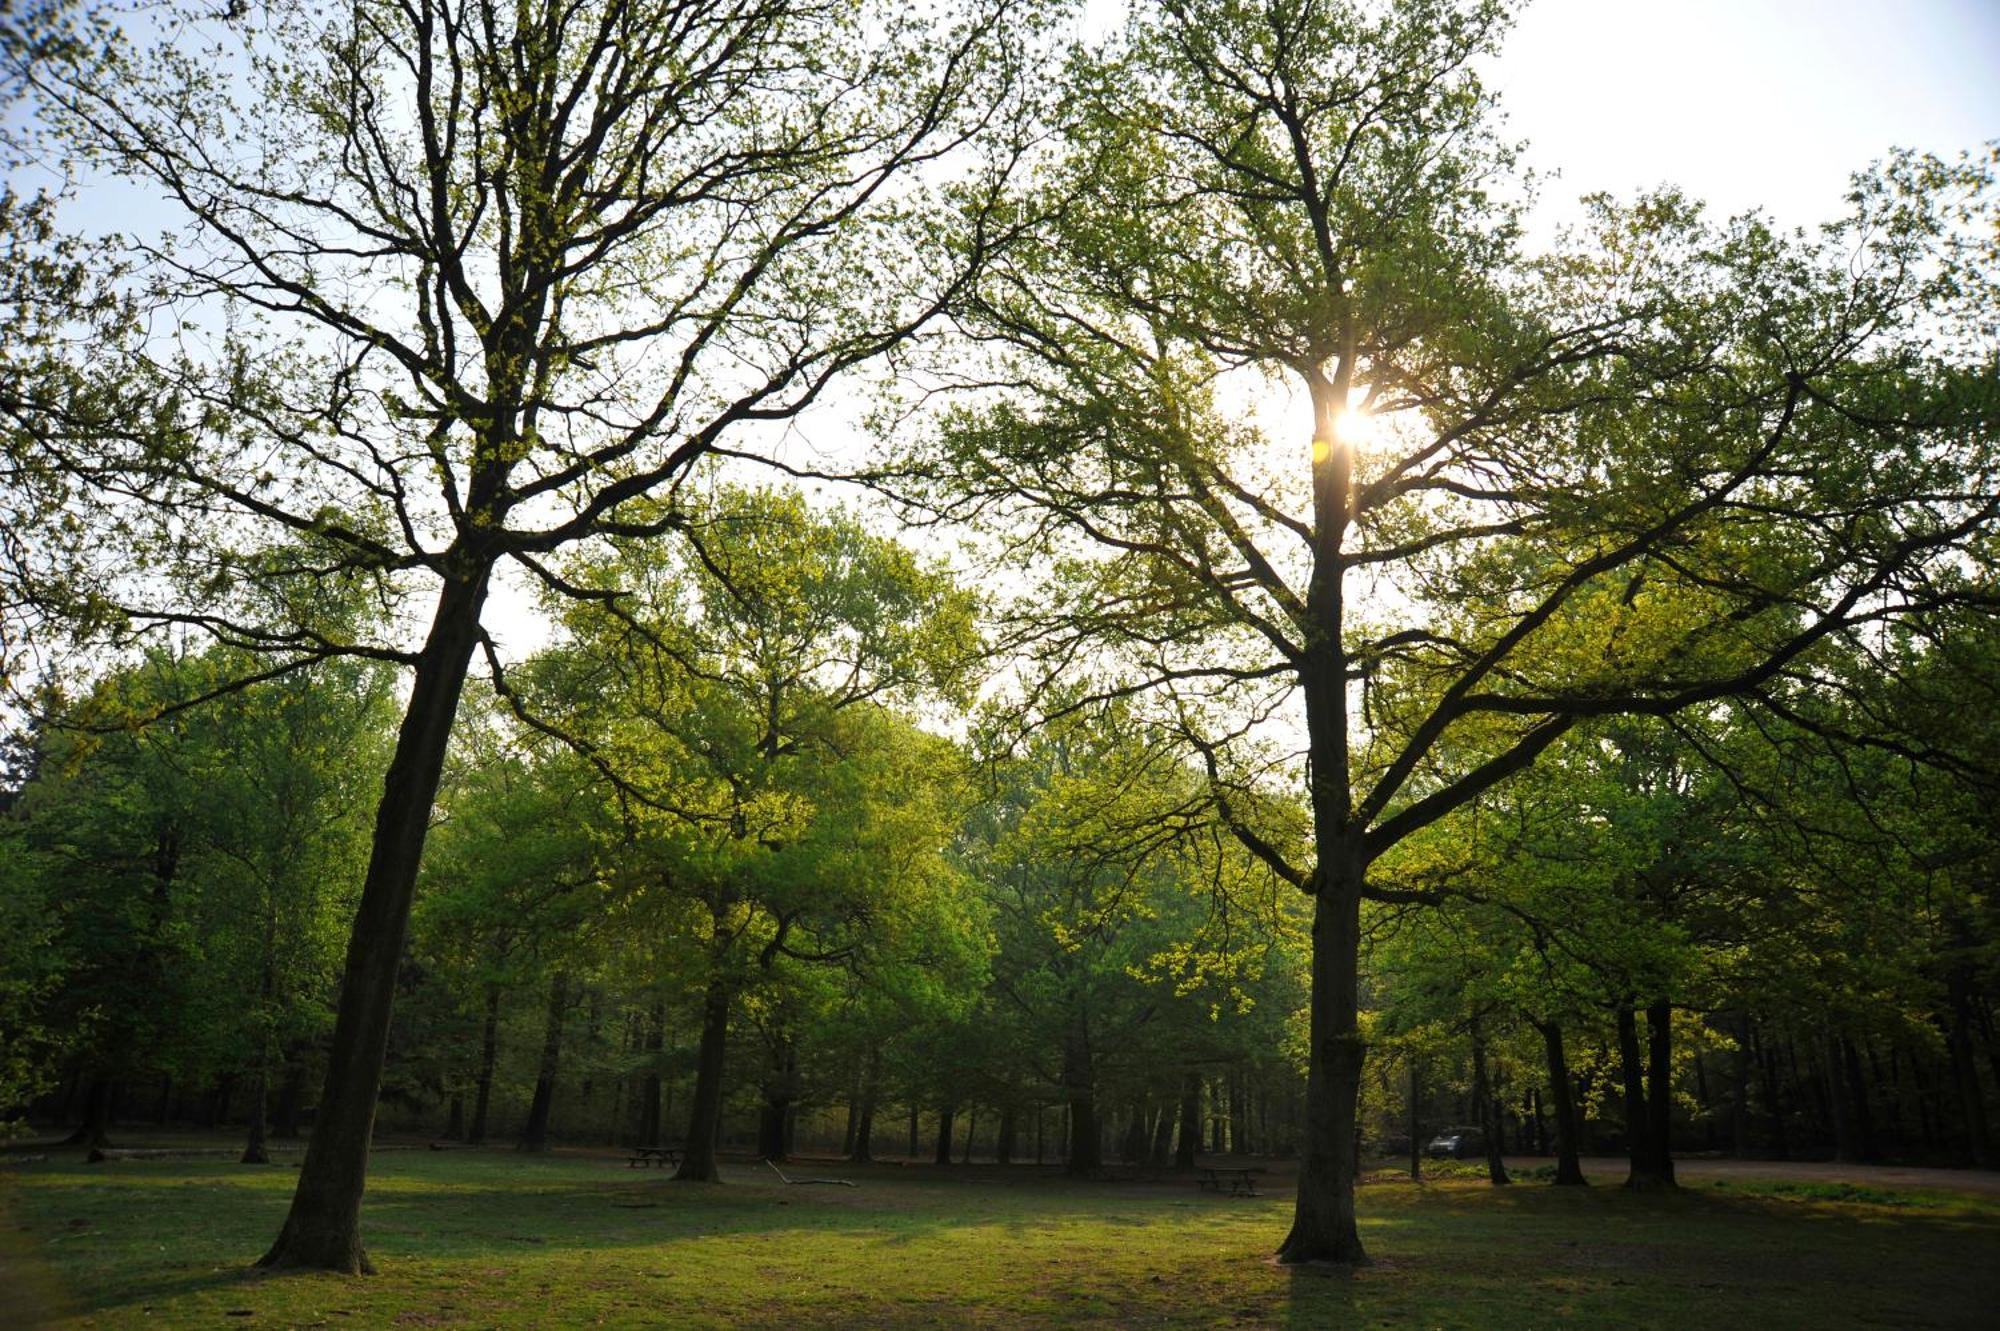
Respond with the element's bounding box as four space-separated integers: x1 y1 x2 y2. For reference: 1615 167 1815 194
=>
1424 1126 1485 1159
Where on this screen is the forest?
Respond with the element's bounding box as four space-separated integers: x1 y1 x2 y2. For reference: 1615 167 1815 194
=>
1 0 1997 1324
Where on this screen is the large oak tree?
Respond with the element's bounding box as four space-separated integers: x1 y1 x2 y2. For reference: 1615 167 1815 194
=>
4 0 1044 1270
901 0 1999 1263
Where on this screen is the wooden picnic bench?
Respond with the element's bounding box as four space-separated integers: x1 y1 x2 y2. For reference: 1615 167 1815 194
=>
1197 1165 1265 1197
627 1144 682 1168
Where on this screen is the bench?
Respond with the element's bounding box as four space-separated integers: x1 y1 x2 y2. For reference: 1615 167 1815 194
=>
1197 1165 1264 1197
627 1144 682 1168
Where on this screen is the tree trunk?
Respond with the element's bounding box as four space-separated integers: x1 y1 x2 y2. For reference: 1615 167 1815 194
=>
1229 1074 1251 1156
640 997 664 1146
1640 995 1672 1183
1121 1099 1148 1164
241 1069 271 1164
1617 1005 1658 1189
468 984 501 1146
852 1051 878 1162
1841 1037 1876 1162
996 1105 1016 1165
1469 1018 1509 1186
1062 1035 1099 1177
1148 1105 1173 1167
1407 1057 1422 1183
518 971 570 1153
1276 856 1366 1263
934 1102 955 1166
260 569 491 1272
1534 1019 1586 1186
906 1104 919 1160
65 1076 115 1152
1175 1072 1201 1170
854 1100 876 1163
757 1038 795 1163
674 978 731 1182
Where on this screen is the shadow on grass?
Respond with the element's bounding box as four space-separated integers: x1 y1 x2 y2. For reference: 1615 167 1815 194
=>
12 1155 2000 1327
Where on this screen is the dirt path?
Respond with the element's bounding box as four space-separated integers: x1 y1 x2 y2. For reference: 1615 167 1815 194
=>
1524 1155 2000 1196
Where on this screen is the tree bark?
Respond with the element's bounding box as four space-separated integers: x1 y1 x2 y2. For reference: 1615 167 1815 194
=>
996 1105 1016 1165
1062 1035 1100 1177
1469 1017 1509 1186
1276 855 1366 1263
260 569 492 1272
640 997 664 1146
1621 1000 1676 1189
468 984 501 1146
518 971 570 1152
1533 1020 1586 1186
674 977 731 1182
1841 1037 1876 1162
1147 1105 1172 1168
1407 1057 1422 1183
934 1102 955 1166
241 1069 270 1165
65 1076 115 1152
852 1051 878 1162
1616 1005 1652 1186
1175 1072 1201 1170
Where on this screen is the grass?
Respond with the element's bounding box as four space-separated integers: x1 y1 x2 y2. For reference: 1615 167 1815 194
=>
4 1148 1997 1328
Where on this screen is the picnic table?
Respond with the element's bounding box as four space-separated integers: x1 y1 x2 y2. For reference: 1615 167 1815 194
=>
627 1144 682 1168
1197 1165 1265 1197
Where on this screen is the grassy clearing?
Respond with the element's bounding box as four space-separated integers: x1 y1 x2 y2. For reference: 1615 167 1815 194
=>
4 1149 1996 1328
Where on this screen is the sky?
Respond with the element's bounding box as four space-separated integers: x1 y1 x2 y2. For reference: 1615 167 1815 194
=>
9 0 1996 668
1489 0 1997 231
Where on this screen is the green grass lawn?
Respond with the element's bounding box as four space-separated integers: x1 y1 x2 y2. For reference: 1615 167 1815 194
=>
4 1149 1996 1328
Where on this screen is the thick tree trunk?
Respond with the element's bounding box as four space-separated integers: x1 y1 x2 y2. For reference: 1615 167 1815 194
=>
1276 860 1366 1263
1175 1072 1201 1170
1062 1036 1100 1177
241 1069 270 1164
996 1105 1016 1165
854 1099 876 1163
852 1051 878 1162
1120 1099 1148 1164
1617 1005 1660 1189
1469 1018 1509 1186
65 1077 114 1151
934 1103 955 1165
1645 1000 1676 1185
1838 1037 1875 1162
675 978 731 1182
758 1039 795 1163
1534 1020 1586 1186
260 569 491 1273
468 984 501 1146
518 971 570 1153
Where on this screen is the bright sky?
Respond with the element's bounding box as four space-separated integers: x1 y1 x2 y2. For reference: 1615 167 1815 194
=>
1491 0 1997 231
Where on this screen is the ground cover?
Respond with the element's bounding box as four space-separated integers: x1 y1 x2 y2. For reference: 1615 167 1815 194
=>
3 1148 1996 1328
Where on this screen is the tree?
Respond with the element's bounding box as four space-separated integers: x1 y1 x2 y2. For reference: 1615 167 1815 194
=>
902 0 1998 1262
6 0 1041 1270
525 484 982 1181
